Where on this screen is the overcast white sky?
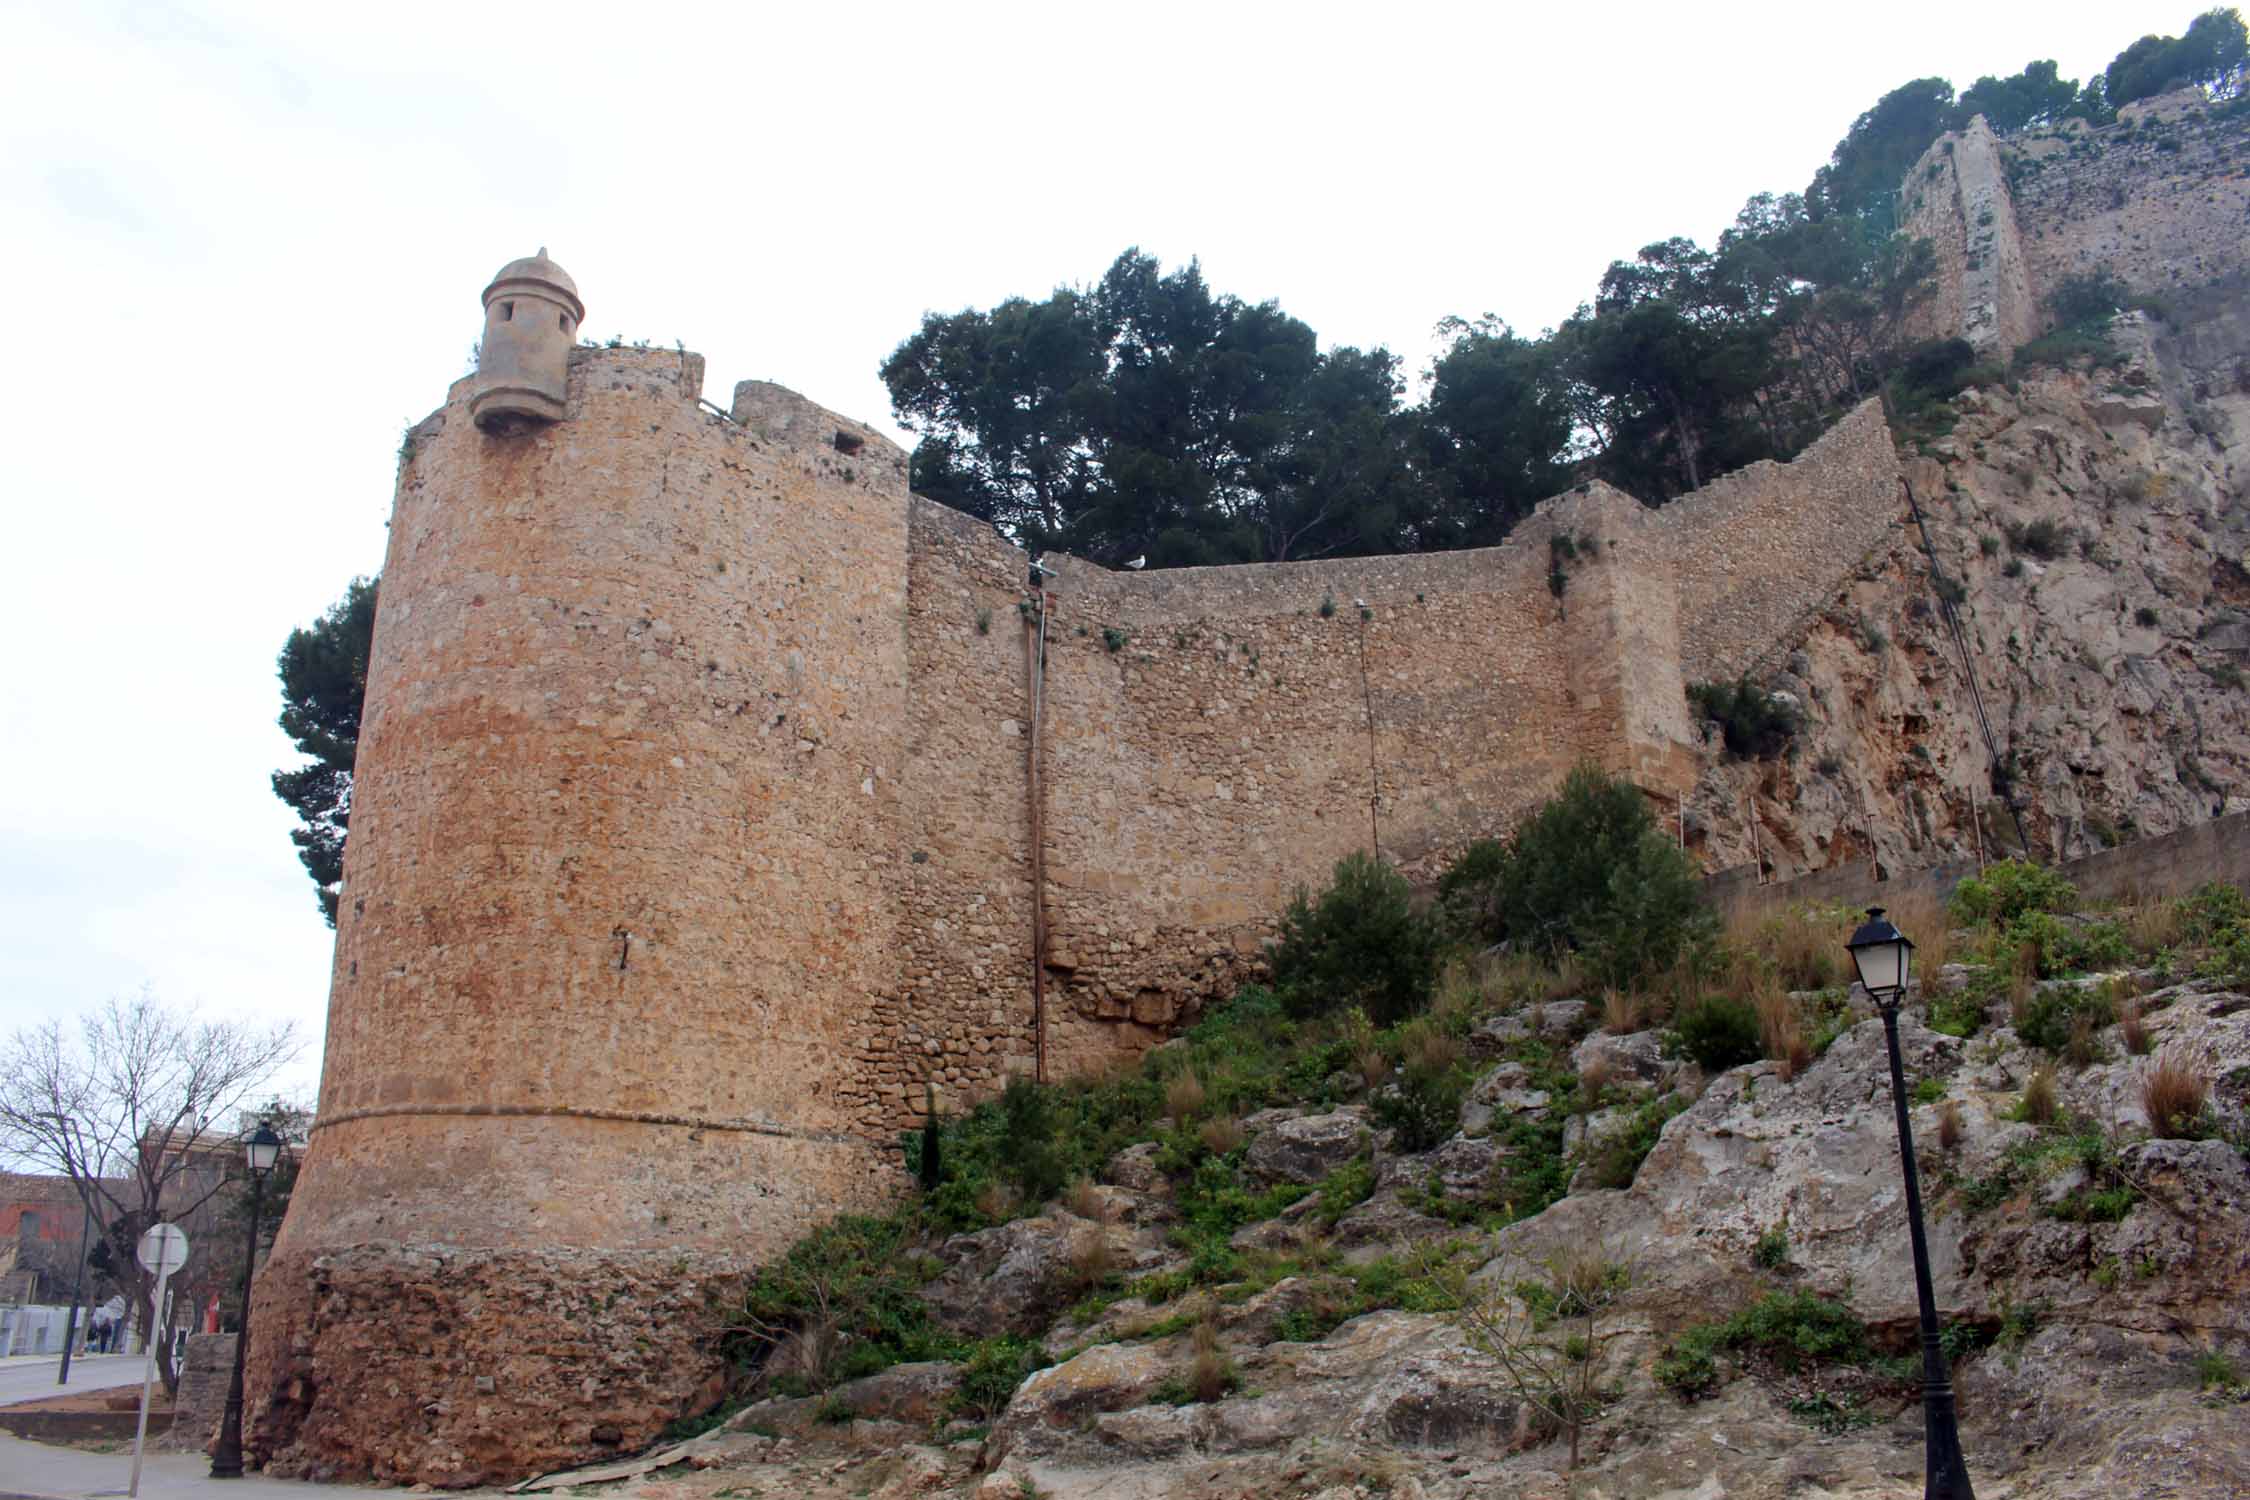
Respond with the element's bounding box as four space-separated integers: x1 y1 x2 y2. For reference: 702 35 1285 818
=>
0 1 2177 1101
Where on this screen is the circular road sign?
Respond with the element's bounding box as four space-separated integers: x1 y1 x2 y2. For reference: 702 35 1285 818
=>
136 1222 190 1275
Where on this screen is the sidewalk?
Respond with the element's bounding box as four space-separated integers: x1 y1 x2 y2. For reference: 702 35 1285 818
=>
0 1434 353 1500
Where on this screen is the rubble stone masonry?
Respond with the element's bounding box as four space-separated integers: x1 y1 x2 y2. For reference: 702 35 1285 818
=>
1902 88 2250 358
248 334 1898 1484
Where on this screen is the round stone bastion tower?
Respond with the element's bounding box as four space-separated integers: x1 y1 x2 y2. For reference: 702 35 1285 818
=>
247 252 914 1486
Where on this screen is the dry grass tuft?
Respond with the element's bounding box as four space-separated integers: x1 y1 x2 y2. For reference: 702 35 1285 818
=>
1430 960 1490 1033
1402 1023 1464 1076
1188 1319 1237 1403
2019 1065 2059 1126
1732 955 1810 1075
1356 1046 1391 1089
2140 1051 2210 1140
2008 942 2039 1026
1069 1224 1120 1289
2065 1011 2103 1068
975 1179 1022 1222
1887 888 1953 979
1578 1053 1616 1110
2120 999 2152 1056
1601 988 1649 1035
1937 1099 1964 1150
1199 1115 1247 1154
1733 905 1854 992
2126 899 2184 956
1166 1069 1208 1122
1065 1175 1109 1222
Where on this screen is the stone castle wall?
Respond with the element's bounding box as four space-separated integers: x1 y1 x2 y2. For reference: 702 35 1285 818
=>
1901 89 2250 357
251 340 1900 1484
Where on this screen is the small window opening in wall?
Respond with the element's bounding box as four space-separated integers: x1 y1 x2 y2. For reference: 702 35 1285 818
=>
833 429 865 455
561 313 571 333
500 301 514 321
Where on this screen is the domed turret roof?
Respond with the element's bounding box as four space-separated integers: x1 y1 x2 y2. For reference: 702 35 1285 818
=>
483 247 582 314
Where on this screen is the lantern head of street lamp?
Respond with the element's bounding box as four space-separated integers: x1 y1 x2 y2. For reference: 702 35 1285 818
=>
245 1118 284 1178
1846 906 1915 1008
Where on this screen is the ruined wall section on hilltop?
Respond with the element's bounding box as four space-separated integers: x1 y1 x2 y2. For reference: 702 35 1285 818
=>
2010 90 2250 312
1898 117 2037 355
1901 92 2250 356
1657 398 1901 682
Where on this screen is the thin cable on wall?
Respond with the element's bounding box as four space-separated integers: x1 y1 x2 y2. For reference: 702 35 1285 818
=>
1898 476 2032 856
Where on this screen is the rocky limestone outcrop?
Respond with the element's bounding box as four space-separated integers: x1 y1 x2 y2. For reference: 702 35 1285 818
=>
1688 297 2250 880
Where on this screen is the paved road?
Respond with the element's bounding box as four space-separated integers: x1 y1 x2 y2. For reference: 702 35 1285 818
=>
0 1431 332 1500
0 1357 147 1410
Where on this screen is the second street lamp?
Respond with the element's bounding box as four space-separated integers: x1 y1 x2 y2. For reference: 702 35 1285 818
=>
209 1118 284 1479
1846 907 1976 1500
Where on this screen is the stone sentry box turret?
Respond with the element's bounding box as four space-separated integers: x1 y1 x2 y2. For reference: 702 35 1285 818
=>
469 249 584 432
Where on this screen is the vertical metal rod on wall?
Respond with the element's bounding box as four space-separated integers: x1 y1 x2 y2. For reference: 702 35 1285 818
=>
1025 589 1051 1086
1747 787 1766 884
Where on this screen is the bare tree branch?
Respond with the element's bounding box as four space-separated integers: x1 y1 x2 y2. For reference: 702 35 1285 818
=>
0 988 299 1394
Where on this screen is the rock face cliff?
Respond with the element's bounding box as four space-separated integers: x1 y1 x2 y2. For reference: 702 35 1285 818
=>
1686 286 2250 883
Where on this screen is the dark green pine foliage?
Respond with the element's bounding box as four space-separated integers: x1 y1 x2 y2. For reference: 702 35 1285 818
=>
883 249 1427 569
272 576 377 926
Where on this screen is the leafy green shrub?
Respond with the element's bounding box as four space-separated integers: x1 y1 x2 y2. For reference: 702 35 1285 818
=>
2004 518 2069 560
1584 1093 1690 1189
1675 995 1763 1072
2048 270 2128 328
1372 1049 1469 1153
1436 838 1508 938
1314 1156 1376 1225
1271 851 1440 1025
2017 985 2117 1052
1442 763 1712 989
997 1076 1070 1203
1656 1291 1871 1401
736 1215 956 1389
2013 323 2117 372
1686 678 1799 759
1949 859 2077 926
1752 1226 1790 1269
1926 985 1986 1038
2175 881 2250 943
952 1336 1046 1419
2009 912 2129 978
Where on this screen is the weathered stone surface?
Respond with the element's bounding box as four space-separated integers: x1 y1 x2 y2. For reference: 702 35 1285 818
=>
250 1243 738 1488
1103 1142 1169 1196
152 1332 234 1454
1243 1111 1373 1188
1460 1062 1550 1136
988 1342 1171 1461
1570 1029 1673 1089
829 1361 962 1425
925 1211 1153 1338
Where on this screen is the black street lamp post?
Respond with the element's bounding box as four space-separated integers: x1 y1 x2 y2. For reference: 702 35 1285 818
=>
56 1195 96 1385
209 1118 284 1479
1847 907 1976 1500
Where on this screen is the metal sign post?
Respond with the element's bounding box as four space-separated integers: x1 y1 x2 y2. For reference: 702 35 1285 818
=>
127 1223 190 1498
